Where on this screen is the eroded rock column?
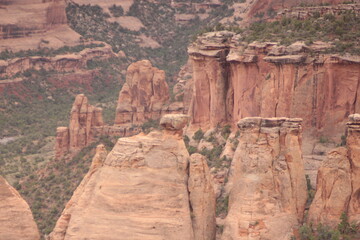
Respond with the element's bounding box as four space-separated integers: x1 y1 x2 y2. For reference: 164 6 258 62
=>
308 114 360 226
222 117 307 240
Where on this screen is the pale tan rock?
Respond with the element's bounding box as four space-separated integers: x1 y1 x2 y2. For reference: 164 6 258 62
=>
55 127 69 159
222 117 307 240
346 114 360 223
308 114 360 226
160 114 189 130
307 148 352 227
49 131 195 240
188 153 216 240
115 60 170 125
0 176 40 240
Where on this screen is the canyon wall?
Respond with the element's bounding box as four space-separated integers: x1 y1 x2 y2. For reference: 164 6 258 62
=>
222 117 307 239
0 44 116 78
0 0 79 51
50 114 216 240
308 114 360 226
188 31 360 139
0 176 40 240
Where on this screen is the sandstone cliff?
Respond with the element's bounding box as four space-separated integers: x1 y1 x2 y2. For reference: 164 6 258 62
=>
188 31 360 139
115 60 170 125
50 114 216 240
0 43 116 78
0 176 40 240
0 0 79 51
222 117 307 240
308 114 360 226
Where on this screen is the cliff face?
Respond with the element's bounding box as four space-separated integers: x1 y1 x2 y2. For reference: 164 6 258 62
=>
0 44 116 78
0 176 40 240
222 117 307 240
115 60 170 125
188 31 360 138
308 114 360 226
50 114 216 240
0 0 79 51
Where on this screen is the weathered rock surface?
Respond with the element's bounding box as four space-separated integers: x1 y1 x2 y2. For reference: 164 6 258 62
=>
55 94 142 159
0 176 40 240
51 114 217 240
307 147 352 227
160 114 189 131
115 60 170 125
222 117 307 240
0 43 116 78
308 114 360 226
189 32 360 139
189 153 216 240
0 0 79 51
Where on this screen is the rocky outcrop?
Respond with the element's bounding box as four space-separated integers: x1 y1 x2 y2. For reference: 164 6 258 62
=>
68 94 104 152
50 114 216 240
0 43 116 78
307 147 352 227
55 94 142 159
0 0 66 39
115 60 170 125
222 117 307 240
188 31 360 139
0 0 80 51
308 114 360 226
0 176 40 240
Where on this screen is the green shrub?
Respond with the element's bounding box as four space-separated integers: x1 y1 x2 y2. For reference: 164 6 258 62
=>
141 119 159 134
193 129 204 141
109 4 124 17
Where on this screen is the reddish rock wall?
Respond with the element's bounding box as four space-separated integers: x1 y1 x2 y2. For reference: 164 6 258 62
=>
188 31 360 139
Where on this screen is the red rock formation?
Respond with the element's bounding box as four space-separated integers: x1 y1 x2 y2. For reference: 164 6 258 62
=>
55 94 104 158
0 44 116 78
308 114 360 226
68 94 104 152
222 117 307 240
248 0 345 20
0 0 79 51
0 176 40 240
188 31 360 139
115 60 170 125
50 114 216 240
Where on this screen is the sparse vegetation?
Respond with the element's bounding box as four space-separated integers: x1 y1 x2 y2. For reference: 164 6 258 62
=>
299 212 359 240
193 128 204 141
0 43 105 60
141 119 160 134
216 195 229 217
109 4 124 17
